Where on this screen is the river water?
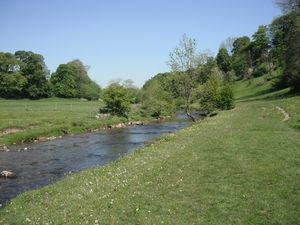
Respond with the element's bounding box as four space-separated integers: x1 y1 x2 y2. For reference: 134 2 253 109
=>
0 117 191 207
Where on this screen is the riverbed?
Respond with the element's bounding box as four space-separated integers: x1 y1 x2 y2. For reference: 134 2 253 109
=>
0 117 191 207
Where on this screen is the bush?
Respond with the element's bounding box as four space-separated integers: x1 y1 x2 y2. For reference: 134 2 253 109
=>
253 62 269 77
102 84 130 117
218 84 235 110
141 80 176 118
199 68 234 113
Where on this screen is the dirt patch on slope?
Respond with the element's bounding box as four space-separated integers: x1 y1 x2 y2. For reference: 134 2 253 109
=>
276 106 290 122
0 128 24 137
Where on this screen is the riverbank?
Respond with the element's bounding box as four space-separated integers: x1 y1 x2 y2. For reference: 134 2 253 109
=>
1 85 299 224
0 98 152 147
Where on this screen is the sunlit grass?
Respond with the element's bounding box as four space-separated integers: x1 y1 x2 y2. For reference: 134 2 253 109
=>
0 98 131 145
1 90 299 224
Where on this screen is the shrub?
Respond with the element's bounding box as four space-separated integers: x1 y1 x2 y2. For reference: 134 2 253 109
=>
102 84 130 117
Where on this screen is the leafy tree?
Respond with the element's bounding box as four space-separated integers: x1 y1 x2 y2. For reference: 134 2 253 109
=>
167 34 199 121
252 25 270 65
122 79 142 104
231 36 253 79
0 52 27 98
82 80 101 100
276 0 300 13
0 72 27 98
195 57 217 84
232 36 251 54
216 48 231 73
141 80 175 118
50 64 80 98
102 84 130 117
51 60 101 99
220 37 237 54
15 51 50 98
271 2 300 91
199 68 234 113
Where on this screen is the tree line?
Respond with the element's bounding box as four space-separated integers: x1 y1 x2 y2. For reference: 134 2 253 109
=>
0 51 101 100
216 0 300 90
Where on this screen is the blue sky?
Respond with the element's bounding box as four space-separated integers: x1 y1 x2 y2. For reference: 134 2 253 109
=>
0 0 281 87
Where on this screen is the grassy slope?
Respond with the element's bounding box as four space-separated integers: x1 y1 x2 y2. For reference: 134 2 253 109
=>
0 78 299 224
0 98 129 145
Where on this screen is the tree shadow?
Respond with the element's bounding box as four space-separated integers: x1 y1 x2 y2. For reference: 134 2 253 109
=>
235 88 274 101
236 88 296 103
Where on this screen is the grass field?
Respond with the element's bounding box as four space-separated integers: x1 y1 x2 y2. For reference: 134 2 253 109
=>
0 98 130 145
0 77 299 224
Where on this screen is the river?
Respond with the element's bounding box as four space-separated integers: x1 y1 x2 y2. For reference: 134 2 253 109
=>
0 116 191 207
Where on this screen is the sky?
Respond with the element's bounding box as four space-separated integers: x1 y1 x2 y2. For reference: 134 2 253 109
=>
0 0 281 87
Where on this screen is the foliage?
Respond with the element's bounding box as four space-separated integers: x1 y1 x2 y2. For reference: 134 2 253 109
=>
0 72 27 98
0 51 50 99
199 68 234 113
50 60 101 99
15 51 50 98
231 36 252 79
251 25 270 67
196 57 217 84
270 10 300 91
167 34 199 121
276 0 300 13
141 80 175 118
0 52 26 98
218 83 235 110
216 48 231 73
50 64 80 98
102 84 130 117
220 37 237 54
252 62 269 78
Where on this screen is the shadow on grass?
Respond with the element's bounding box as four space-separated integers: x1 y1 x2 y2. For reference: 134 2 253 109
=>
236 88 296 103
235 88 273 101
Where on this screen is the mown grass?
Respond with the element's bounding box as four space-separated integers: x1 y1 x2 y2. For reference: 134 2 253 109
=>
0 98 138 145
0 77 299 224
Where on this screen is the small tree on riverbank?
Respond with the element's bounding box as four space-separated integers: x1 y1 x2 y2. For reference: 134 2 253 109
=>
167 34 199 121
101 84 130 117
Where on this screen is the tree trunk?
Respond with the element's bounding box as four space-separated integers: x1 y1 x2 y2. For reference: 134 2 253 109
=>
185 100 195 122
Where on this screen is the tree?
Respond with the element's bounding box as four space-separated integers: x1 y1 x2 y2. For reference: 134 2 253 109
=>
271 2 300 91
50 64 80 98
216 48 231 73
102 84 130 117
167 34 199 121
252 25 270 66
231 36 253 79
195 57 217 84
0 52 27 98
232 36 251 54
220 37 237 54
141 80 175 118
50 59 101 99
199 67 234 113
276 0 300 13
15 51 50 98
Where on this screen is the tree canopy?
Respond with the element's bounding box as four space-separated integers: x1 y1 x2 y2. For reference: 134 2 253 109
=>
50 60 101 100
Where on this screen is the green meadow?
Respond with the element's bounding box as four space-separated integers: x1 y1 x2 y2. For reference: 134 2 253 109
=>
0 98 129 145
0 76 299 224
